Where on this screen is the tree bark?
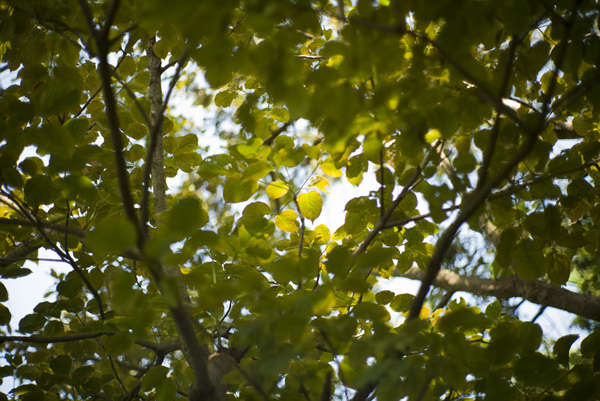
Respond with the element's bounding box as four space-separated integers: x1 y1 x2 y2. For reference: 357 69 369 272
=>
400 267 600 321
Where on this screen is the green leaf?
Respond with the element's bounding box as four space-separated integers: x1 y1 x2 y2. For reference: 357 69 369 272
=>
267 180 289 199
375 290 395 305
390 294 414 313
50 355 72 375
104 331 134 354
242 161 271 181
344 211 368 235
0 282 7 302
18 313 46 333
223 175 258 203
176 134 199 153
156 377 177 401
167 197 208 236
0 304 11 326
553 334 579 367
24 175 54 207
214 90 237 107
0 266 32 279
39 80 81 115
581 329 600 358
275 210 299 232
485 301 501 320
513 239 545 280
352 302 390 322
270 107 290 122
298 191 322 221
141 365 169 392
87 216 138 255
546 251 570 285
514 352 560 387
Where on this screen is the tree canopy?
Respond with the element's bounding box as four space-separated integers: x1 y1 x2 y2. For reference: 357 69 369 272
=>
1 0 600 400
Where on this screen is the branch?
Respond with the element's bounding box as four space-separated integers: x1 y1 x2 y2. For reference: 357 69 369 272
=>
0 332 114 344
78 0 140 232
352 142 440 260
400 267 600 321
263 122 292 147
407 2 582 321
0 217 86 238
135 339 181 355
477 38 519 187
140 42 188 228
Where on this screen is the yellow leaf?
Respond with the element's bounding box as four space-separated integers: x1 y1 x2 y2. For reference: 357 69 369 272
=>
321 157 343 177
275 210 299 232
308 176 330 193
298 191 323 221
266 180 289 199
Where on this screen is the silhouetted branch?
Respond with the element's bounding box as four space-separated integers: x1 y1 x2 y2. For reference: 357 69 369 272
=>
0 332 114 344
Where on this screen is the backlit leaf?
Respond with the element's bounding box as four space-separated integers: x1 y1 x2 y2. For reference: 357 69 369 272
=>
223 175 258 203
267 180 289 199
87 216 137 255
298 191 322 221
276 210 299 232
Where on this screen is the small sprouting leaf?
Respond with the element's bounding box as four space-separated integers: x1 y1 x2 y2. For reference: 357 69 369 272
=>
270 107 290 122
168 197 208 236
298 191 323 221
87 216 137 255
308 176 331 193
141 365 169 392
275 210 299 232
267 180 289 199
223 175 258 203
554 334 579 367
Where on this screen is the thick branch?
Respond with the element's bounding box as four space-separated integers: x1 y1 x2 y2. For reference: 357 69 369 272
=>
146 37 167 218
0 332 114 344
401 267 600 321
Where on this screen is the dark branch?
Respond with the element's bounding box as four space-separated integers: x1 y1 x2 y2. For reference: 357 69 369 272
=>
0 332 114 344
